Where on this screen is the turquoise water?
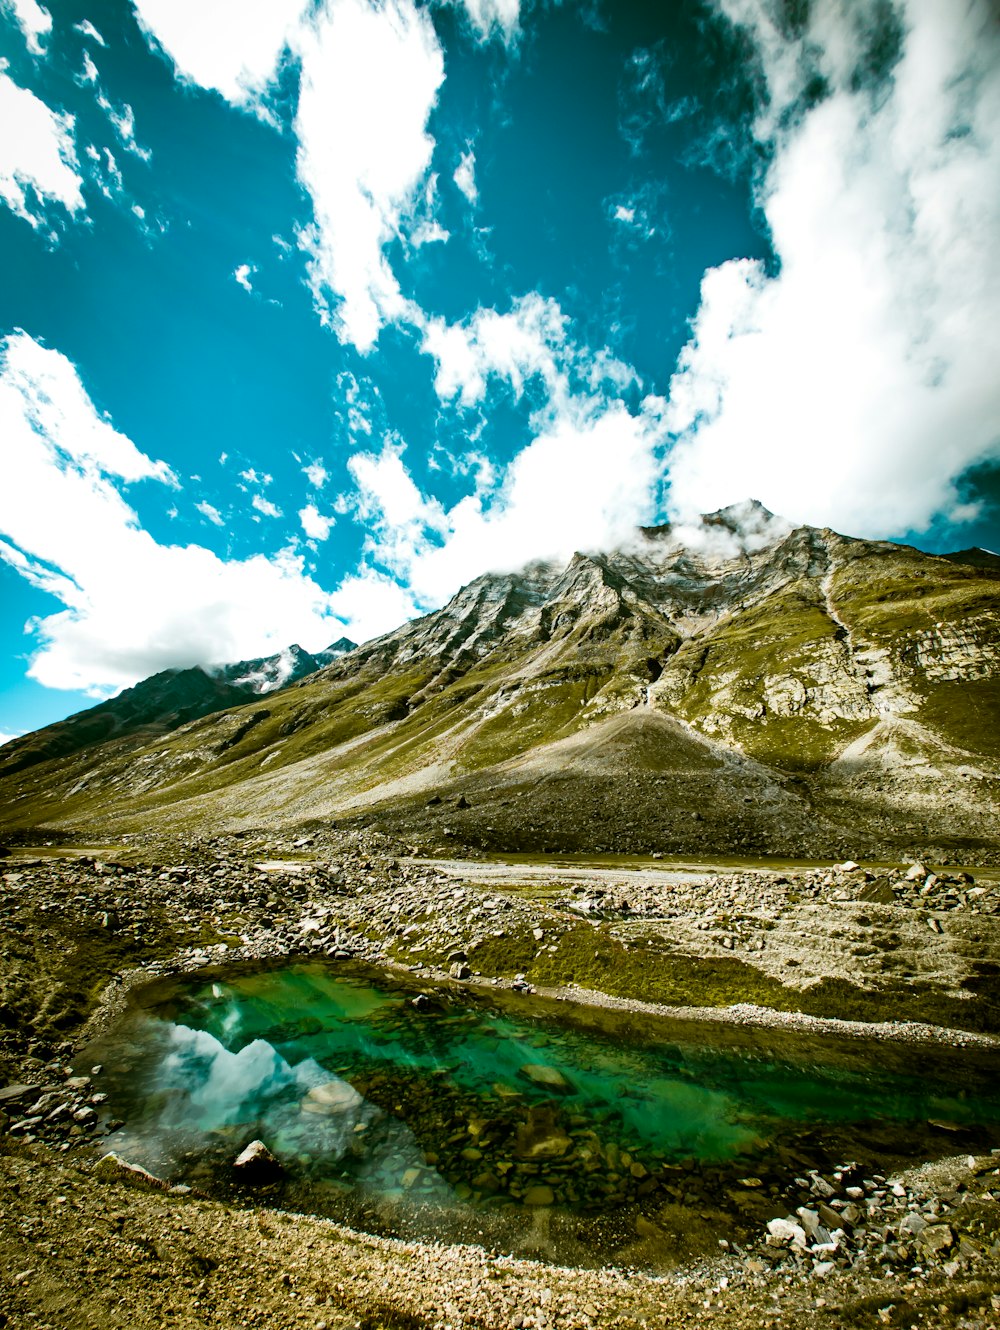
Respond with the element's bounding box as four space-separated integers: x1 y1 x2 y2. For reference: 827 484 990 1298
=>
91 963 1000 1265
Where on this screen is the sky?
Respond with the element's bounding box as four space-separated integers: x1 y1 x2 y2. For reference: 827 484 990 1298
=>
1 0 999 741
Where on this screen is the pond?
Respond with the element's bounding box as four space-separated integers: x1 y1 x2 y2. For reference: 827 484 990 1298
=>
88 962 1000 1269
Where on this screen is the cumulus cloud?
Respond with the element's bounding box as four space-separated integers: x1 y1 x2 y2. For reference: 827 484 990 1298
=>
347 399 664 605
326 565 420 647
294 0 445 350
0 731 23 747
303 460 327 489
4 0 51 55
0 72 84 227
665 0 1000 537
375 293 666 600
0 334 358 691
131 0 310 109
298 503 335 542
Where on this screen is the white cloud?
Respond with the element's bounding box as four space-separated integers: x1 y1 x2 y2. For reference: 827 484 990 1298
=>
294 0 445 350
453 147 478 204
74 19 105 46
94 94 151 161
196 500 224 526
303 460 327 488
299 503 335 542
326 565 420 646
422 294 569 408
79 50 99 85
4 0 52 55
0 72 84 227
1 332 175 486
251 494 282 519
0 333 356 691
347 395 663 606
422 292 636 415
0 730 23 747
131 0 310 109
233 262 255 293
665 0 1000 538
447 0 521 45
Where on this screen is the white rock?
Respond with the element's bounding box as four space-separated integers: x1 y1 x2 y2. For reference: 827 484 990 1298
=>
767 1217 807 1246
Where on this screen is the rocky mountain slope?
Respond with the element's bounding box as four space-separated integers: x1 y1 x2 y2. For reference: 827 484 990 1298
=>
0 637 355 779
1 501 998 859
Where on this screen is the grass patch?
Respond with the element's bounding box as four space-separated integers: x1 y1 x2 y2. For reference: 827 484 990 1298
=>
466 925 1000 1035
918 678 1000 761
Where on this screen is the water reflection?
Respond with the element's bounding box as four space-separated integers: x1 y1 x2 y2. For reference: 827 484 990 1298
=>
89 962 1000 1269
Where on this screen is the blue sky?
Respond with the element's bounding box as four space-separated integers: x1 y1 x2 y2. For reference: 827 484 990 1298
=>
1 0 999 740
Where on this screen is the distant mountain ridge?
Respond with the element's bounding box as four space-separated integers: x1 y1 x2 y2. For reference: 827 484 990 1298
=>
0 637 356 778
1 502 998 860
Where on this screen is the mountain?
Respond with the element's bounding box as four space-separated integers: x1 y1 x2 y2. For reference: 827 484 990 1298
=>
0 638 356 779
1 503 998 859
211 639 356 693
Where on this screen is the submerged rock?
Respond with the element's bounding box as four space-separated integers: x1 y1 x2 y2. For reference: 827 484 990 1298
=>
302 1080 363 1115
519 1064 571 1092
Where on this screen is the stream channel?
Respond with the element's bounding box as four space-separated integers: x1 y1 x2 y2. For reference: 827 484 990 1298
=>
88 961 1000 1269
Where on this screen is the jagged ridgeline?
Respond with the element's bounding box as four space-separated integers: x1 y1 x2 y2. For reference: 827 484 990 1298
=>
1 502 999 858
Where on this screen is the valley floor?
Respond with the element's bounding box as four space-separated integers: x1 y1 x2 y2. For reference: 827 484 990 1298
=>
1 829 999 1329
